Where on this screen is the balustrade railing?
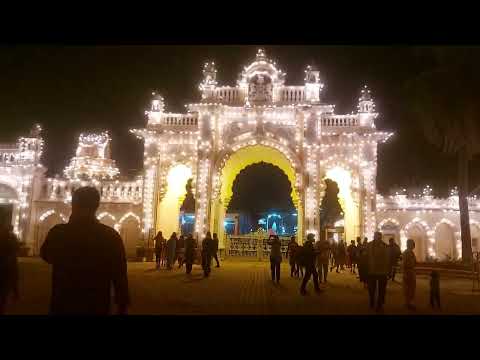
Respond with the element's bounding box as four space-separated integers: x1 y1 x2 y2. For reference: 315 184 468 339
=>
224 234 291 260
322 116 358 127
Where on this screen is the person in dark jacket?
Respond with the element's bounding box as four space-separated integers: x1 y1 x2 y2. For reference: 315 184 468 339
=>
212 233 220 268
286 236 299 277
330 241 337 272
166 233 177 270
202 232 214 277
268 235 282 284
176 234 186 268
184 234 196 275
40 186 130 315
0 223 19 315
366 232 389 313
388 238 401 282
347 240 357 274
336 241 346 273
154 231 165 269
300 233 321 296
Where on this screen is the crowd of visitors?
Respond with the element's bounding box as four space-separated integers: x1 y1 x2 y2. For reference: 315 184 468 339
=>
0 186 452 315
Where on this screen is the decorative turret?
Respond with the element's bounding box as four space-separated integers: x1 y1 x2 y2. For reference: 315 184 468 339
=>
357 85 375 113
145 91 165 124
199 61 217 100
357 85 378 127
304 65 323 103
64 131 119 181
18 123 44 164
150 91 165 113
256 48 267 61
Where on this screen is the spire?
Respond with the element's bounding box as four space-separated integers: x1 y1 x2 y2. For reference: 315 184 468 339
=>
150 91 165 112
357 85 375 113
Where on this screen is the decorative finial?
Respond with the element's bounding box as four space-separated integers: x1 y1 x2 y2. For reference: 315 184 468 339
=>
151 91 165 112
256 48 267 61
360 85 372 102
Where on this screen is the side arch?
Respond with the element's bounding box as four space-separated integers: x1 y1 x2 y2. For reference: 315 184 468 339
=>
401 218 433 261
434 219 458 261
118 212 141 259
34 210 67 256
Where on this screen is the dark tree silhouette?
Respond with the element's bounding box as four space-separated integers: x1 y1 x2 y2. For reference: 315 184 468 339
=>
407 47 480 263
180 178 195 213
319 179 344 240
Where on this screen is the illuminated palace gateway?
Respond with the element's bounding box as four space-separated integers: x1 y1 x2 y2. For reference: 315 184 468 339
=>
1 49 480 261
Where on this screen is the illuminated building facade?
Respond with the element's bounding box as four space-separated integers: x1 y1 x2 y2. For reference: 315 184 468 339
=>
1 49 479 261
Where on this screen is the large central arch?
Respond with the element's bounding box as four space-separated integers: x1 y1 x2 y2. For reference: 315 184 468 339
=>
210 144 302 247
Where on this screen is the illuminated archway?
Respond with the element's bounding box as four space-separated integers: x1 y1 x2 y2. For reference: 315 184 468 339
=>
211 144 301 246
324 166 360 243
156 164 192 238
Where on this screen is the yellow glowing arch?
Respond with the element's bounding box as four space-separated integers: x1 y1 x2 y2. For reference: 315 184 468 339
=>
218 144 299 207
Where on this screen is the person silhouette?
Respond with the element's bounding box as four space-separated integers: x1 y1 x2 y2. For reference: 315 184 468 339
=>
0 222 19 314
40 186 130 315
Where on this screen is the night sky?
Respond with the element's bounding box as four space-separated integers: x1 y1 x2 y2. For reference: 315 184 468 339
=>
1 45 479 200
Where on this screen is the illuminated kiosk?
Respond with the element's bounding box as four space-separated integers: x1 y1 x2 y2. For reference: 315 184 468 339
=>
132 49 392 249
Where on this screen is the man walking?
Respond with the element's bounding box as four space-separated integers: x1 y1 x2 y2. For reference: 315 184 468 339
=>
201 232 214 277
388 238 401 282
212 233 220 268
316 236 331 283
184 234 196 275
366 231 389 313
40 187 130 315
300 233 321 296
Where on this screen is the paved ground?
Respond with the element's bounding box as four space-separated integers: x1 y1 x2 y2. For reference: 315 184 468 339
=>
5 258 480 315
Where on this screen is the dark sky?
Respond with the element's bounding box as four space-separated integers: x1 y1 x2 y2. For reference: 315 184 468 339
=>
1 45 479 196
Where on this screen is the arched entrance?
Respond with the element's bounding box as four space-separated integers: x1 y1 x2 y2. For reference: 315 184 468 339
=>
323 167 361 243
379 218 401 246
119 213 141 259
155 164 192 238
35 210 67 255
435 220 457 261
403 221 429 262
210 144 301 248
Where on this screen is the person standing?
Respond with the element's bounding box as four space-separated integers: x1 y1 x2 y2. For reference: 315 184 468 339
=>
388 238 401 282
212 233 220 268
0 224 19 315
402 239 417 310
268 235 282 284
184 234 196 275
336 241 346 273
201 232 214 277
176 234 186 268
356 237 367 286
40 187 129 315
330 240 337 272
166 233 177 270
366 232 389 313
316 237 331 283
300 233 321 296
347 240 357 274
154 231 165 269
286 236 299 277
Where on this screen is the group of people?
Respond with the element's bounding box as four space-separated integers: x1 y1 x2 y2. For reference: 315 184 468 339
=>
276 230 437 313
154 230 220 276
0 186 444 315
